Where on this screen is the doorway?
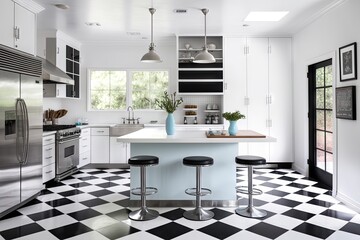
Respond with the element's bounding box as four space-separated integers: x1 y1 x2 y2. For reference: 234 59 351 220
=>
308 59 333 188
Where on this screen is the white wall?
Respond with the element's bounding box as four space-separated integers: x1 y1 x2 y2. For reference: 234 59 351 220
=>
47 39 179 124
293 0 360 210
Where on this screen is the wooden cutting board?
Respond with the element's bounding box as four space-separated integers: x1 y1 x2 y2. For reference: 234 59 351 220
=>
206 130 266 138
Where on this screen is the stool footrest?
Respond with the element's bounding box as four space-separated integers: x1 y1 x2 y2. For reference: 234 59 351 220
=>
131 187 158 196
185 187 212 196
235 186 263 195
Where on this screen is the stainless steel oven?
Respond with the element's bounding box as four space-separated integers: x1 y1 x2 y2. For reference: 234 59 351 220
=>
43 125 81 181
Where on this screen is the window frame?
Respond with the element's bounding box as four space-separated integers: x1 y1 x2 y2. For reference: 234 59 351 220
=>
87 68 170 112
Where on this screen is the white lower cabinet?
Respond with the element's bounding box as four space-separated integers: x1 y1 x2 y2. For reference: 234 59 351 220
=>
110 137 129 164
42 134 55 183
91 128 109 163
78 128 91 168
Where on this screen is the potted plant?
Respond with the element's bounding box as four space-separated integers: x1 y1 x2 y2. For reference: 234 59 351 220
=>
222 111 246 135
153 91 183 135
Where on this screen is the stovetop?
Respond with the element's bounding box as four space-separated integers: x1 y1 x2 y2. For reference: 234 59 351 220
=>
43 124 77 131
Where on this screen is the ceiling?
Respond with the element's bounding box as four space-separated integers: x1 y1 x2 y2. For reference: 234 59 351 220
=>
33 0 344 43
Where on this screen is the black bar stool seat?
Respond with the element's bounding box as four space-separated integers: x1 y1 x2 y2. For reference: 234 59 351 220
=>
235 155 267 218
128 155 159 221
183 156 214 221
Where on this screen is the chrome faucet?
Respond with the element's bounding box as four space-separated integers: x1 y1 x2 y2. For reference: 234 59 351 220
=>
126 106 134 124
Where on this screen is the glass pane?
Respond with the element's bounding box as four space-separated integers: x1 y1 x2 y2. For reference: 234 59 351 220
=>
326 153 333 174
316 89 324 109
325 110 333 132
316 110 324 130
326 132 333 153
317 130 325 150
132 90 150 109
110 91 126 109
317 150 325 170
132 72 150 91
110 71 126 90
91 90 110 110
325 65 332 86
316 68 324 87
325 87 333 109
91 71 109 90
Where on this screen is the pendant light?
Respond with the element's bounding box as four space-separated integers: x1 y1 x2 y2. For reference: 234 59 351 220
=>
193 8 215 64
141 8 162 63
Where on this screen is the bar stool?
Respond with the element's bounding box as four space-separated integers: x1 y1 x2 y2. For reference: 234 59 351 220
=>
128 155 159 221
235 155 267 218
183 156 214 221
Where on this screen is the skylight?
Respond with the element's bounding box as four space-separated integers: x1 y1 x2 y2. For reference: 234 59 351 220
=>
244 11 289 22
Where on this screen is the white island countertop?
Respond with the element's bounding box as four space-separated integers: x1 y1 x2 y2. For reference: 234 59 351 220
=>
118 127 276 143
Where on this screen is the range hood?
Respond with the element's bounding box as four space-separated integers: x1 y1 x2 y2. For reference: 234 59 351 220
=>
40 58 74 85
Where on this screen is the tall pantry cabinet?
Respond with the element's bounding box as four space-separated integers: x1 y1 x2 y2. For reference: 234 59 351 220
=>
224 37 292 164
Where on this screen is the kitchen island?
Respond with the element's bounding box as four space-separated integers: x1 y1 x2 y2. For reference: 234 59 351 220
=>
118 127 276 206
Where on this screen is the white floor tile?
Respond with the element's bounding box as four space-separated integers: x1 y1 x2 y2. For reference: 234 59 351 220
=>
123 216 171 231
303 186 328 194
327 230 360 240
36 193 63 202
173 230 218 240
254 193 281 203
13 230 59 240
0 215 33 231
260 202 292 214
106 185 130 193
219 214 260 229
100 193 128 202
66 193 97 203
37 214 77 230
284 193 313 203
293 179 318 186
47 185 75 193
286 173 305 179
260 173 284 179
275 230 322 240
55 202 88 214
225 230 270 240
81 215 118 230
60 178 83 185
350 214 360 224
17 203 53 215
112 179 130 185
66 231 110 240
91 203 123 214
277 185 301 194
306 214 348 230
174 217 217 230
116 231 163 240
294 203 328 214
86 179 109 185
315 194 340 204
268 179 292 186
329 204 359 215
264 214 303 230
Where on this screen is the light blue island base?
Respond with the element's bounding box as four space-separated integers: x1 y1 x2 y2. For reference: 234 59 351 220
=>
129 143 238 207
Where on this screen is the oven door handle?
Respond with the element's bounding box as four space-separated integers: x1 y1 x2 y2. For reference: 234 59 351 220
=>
58 137 79 144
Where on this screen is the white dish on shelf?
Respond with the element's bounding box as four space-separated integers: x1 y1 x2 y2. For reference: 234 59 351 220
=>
183 108 198 111
184 115 197 117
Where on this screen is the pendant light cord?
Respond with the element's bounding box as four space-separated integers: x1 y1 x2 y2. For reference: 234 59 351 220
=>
149 8 156 49
204 10 207 48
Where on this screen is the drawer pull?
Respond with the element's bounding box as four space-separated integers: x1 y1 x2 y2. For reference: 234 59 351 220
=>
45 156 53 159
97 131 104 133
82 145 87 148
45 148 53 151
45 170 53 174
82 157 88 160
45 138 52 141
82 138 87 140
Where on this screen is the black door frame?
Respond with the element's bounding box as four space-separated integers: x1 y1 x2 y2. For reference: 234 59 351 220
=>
308 58 333 188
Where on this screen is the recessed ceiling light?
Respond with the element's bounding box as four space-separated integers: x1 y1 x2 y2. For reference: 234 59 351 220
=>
244 11 289 22
85 22 101 27
54 4 69 10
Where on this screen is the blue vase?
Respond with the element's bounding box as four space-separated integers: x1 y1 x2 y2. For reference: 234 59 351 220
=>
228 120 238 136
166 113 175 135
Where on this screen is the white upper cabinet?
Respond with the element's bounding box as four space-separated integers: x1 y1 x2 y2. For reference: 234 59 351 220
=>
224 36 292 163
0 0 40 55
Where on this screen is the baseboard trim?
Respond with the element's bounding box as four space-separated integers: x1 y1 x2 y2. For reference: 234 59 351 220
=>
335 191 360 213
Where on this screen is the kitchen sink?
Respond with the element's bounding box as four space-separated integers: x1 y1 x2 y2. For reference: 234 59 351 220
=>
110 124 144 136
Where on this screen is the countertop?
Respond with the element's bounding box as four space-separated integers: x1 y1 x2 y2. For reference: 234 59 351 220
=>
117 127 276 143
43 131 56 136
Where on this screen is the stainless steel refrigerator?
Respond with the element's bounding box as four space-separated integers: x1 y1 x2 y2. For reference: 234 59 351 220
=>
0 45 43 218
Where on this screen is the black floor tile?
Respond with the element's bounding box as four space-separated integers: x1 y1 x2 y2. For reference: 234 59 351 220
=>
69 182 91 188
96 182 119 188
294 222 335 239
40 189 53 195
58 189 84 197
69 208 102 221
46 198 74 207
77 176 98 181
254 175 273 181
279 176 297 181
294 190 319 198
321 209 355 221
246 222 287 239
80 198 109 207
88 189 114 197
113 198 130 207
120 190 131 197
0 223 44 240
340 222 360 235
254 170 266 175
147 222 192 240
273 198 302 208
111 170 130 175
107 208 131 221
28 209 63 221
198 221 241 239
50 222 92 239
44 181 65 188
210 208 233 220
287 182 309 189
270 170 287 175
21 199 42 208
160 208 185 221
307 199 334 208
282 209 315 221
102 176 124 181
123 183 130 187
97 222 139 240
87 170 108 175
266 189 289 197
261 182 281 188
313 182 331 190
0 211 22 221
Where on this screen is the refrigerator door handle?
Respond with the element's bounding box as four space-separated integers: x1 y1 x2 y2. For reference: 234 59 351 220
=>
15 98 23 164
21 99 30 165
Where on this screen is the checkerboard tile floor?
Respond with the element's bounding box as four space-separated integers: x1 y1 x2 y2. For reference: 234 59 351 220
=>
1 168 360 240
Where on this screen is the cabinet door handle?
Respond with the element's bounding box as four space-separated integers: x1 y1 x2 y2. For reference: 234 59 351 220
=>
82 145 87 148
57 89 59 96
45 156 53 159
57 47 60 54
97 131 104 133
82 138 87 140
45 138 52 142
45 147 53 151
82 157 88 160
45 170 53 174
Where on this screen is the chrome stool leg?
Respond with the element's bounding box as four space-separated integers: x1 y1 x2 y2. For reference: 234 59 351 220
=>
235 165 267 218
129 166 159 221
183 166 214 221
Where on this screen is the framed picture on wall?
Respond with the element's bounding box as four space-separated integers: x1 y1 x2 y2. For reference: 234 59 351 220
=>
339 42 357 81
336 86 356 120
